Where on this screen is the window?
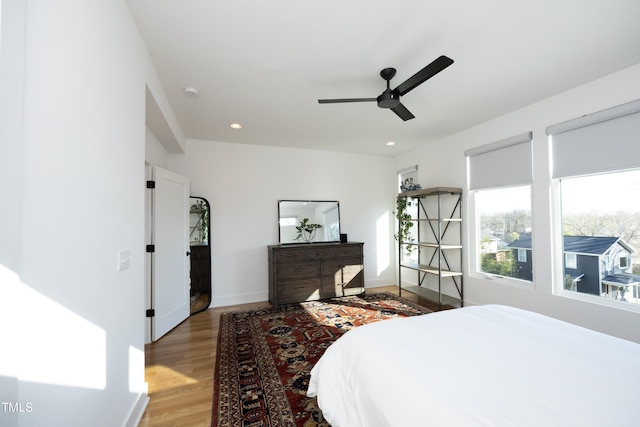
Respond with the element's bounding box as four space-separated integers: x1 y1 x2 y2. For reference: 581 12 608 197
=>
620 255 629 269
517 249 527 263
565 253 577 269
466 132 533 282
559 170 640 304
549 99 640 306
474 186 532 280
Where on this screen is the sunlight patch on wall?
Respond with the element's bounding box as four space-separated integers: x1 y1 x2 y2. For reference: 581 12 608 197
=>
376 211 391 276
0 264 107 390
129 345 147 395
0 264 20 379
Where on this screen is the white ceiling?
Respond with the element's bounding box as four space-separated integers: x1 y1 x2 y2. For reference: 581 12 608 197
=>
126 0 640 157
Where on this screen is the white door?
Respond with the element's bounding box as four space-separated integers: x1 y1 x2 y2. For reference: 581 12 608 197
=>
150 166 190 341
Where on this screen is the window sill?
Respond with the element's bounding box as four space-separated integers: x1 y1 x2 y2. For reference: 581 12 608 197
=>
554 287 640 314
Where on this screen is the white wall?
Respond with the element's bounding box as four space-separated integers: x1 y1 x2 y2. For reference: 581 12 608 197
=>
396 63 640 343
145 125 170 169
0 1 149 426
169 139 397 307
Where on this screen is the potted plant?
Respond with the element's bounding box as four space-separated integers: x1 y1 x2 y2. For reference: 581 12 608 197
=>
394 196 415 255
196 200 208 243
295 218 322 243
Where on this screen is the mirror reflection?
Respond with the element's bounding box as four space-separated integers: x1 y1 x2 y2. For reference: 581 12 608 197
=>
278 200 340 244
189 196 211 314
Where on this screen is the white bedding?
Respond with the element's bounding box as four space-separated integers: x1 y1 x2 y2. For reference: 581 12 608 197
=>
307 304 640 427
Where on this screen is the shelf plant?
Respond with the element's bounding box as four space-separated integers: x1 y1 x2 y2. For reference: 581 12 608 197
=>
394 196 415 255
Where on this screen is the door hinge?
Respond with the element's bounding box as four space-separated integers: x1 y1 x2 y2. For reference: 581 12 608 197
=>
146 180 155 189
146 244 155 253
146 309 155 318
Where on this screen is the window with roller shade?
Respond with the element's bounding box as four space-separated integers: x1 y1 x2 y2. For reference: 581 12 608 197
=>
466 132 533 282
549 99 640 305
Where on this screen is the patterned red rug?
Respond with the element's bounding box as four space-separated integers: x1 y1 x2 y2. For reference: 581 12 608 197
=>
212 292 432 426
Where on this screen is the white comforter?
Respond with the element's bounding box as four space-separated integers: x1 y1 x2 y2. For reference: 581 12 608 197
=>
307 304 640 427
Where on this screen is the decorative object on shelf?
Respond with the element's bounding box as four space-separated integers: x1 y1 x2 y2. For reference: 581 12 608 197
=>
400 178 421 192
394 196 415 255
295 218 322 242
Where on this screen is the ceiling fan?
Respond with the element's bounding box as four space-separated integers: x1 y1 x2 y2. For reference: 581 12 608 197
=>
318 55 454 121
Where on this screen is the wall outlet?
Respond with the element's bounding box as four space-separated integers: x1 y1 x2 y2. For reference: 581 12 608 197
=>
118 249 131 272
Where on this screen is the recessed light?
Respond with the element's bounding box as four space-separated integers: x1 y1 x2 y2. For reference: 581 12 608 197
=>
386 141 396 146
230 123 243 129
183 86 199 96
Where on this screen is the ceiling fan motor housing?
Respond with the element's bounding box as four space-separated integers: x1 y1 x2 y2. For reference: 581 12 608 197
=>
377 89 400 109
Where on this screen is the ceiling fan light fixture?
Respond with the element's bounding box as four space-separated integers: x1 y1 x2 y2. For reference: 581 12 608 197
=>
230 123 243 129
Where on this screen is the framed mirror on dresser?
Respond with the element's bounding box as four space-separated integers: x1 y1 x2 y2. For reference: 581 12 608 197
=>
278 200 341 244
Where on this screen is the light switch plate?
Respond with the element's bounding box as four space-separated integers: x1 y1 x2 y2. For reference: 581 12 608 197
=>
118 249 131 272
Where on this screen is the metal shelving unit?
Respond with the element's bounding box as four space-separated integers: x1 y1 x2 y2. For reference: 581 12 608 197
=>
398 187 463 308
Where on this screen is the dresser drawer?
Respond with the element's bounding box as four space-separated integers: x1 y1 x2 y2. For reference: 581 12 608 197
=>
277 261 320 279
322 269 364 293
321 258 363 276
277 278 322 304
274 248 306 262
306 246 336 260
334 244 362 258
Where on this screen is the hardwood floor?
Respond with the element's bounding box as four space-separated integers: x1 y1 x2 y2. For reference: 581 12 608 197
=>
138 286 441 426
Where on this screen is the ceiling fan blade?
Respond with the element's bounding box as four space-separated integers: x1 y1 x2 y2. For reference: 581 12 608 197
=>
318 98 377 104
394 55 454 96
391 102 415 121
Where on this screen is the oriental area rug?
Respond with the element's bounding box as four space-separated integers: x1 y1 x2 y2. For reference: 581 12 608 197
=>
212 292 432 427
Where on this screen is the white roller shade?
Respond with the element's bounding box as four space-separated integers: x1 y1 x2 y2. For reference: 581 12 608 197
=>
465 132 533 190
324 205 339 224
548 99 640 178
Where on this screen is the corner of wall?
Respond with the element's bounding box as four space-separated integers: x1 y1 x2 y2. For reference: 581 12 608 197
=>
144 54 186 154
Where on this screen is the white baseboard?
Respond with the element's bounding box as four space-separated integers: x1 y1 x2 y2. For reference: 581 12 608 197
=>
364 279 397 289
210 291 269 308
124 391 150 427
209 282 400 309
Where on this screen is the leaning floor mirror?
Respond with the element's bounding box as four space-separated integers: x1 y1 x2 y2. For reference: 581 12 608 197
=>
189 196 211 314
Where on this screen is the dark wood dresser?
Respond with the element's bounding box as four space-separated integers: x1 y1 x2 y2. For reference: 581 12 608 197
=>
268 242 364 305
189 244 210 295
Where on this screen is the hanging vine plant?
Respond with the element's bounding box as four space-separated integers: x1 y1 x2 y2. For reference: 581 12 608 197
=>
394 196 415 255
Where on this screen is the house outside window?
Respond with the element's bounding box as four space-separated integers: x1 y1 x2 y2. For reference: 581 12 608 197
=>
559 171 640 304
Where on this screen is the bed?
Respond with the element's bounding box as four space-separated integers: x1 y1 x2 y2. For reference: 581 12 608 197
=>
307 304 640 426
